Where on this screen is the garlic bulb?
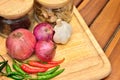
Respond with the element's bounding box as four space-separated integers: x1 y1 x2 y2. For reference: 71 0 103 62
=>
53 19 72 44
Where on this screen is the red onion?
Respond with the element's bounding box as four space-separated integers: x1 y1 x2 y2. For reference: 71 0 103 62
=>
33 22 54 41
35 40 56 62
6 28 36 61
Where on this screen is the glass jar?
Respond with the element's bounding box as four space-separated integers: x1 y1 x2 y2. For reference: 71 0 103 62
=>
0 0 34 37
34 0 73 24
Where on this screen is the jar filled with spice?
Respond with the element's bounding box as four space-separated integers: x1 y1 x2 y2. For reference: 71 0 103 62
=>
34 0 73 24
0 0 34 37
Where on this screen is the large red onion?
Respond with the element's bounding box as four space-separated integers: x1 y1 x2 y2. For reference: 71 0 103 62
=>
33 22 54 41
6 28 36 60
35 40 56 62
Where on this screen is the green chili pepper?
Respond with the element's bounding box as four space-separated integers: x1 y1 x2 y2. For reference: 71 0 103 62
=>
10 74 24 80
7 71 22 76
0 60 8 72
5 60 30 80
7 72 23 80
12 61 26 75
6 64 12 73
0 61 6 64
7 71 31 80
37 69 65 80
24 74 32 79
6 64 24 80
37 65 60 76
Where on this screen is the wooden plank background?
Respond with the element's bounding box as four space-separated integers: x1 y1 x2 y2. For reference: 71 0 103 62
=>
74 0 120 80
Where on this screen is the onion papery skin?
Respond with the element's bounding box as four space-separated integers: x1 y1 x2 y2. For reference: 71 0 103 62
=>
33 22 54 41
35 40 56 62
6 28 36 61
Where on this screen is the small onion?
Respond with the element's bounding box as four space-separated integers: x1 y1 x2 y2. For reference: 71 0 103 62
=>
6 28 36 61
35 40 56 62
33 22 54 41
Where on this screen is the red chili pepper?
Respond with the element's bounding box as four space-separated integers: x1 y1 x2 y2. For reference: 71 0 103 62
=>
28 61 56 68
28 58 65 68
48 58 65 64
21 64 48 74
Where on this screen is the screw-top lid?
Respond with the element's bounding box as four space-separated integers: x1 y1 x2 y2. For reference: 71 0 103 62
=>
0 0 34 19
36 0 70 9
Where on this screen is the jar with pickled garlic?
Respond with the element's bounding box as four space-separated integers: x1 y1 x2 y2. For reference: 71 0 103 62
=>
0 0 34 37
34 0 73 24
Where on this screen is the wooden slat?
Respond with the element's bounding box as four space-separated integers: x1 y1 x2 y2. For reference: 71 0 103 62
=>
73 0 83 7
90 0 120 48
105 27 120 57
104 29 120 80
77 0 108 26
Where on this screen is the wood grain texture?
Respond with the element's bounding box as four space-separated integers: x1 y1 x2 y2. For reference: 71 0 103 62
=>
90 0 120 48
73 0 83 7
77 0 109 26
74 0 120 80
0 0 34 19
104 29 120 80
0 7 111 80
105 27 120 57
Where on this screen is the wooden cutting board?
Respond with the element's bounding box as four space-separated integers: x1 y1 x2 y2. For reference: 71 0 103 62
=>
0 7 111 80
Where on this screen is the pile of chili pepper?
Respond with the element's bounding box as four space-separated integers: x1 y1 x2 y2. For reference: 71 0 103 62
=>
19 58 65 74
0 55 65 80
0 55 31 80
5 60 31 80
20 58 65 80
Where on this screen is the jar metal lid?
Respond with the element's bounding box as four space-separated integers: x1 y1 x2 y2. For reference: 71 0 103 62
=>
36 0 70 9
0 0 34 19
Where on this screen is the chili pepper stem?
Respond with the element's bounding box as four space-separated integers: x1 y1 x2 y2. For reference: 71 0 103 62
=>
0 55 5 61
13 59 22 65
